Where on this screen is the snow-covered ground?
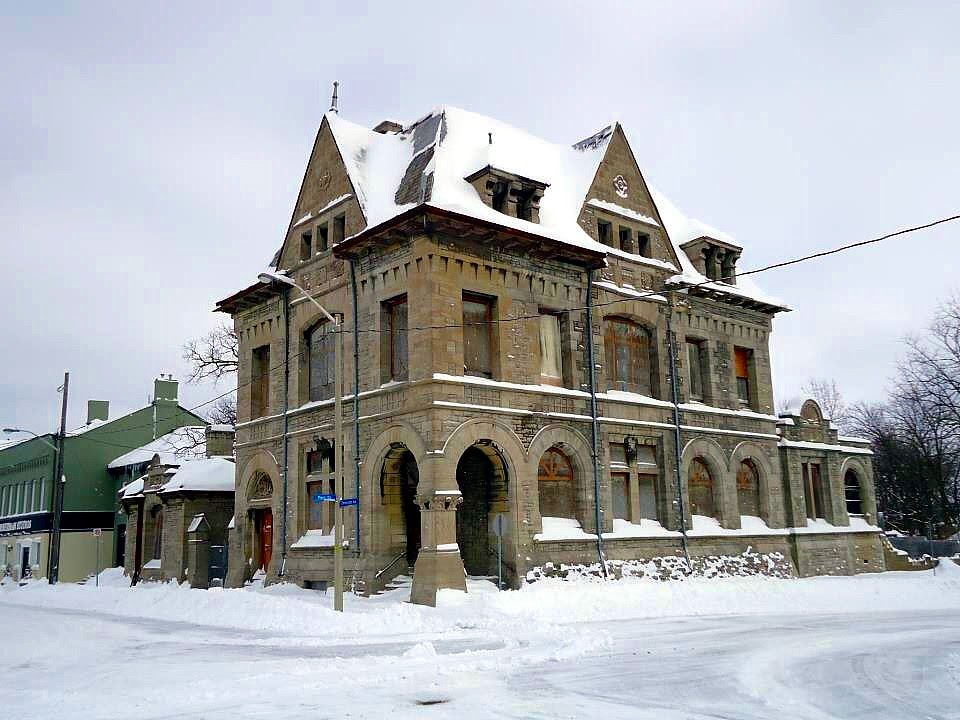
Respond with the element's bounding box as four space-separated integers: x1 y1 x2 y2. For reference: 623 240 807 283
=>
3 565 960 719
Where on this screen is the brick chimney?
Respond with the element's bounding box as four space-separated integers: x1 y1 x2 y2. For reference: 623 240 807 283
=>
87 400 109 424
205 425 235 458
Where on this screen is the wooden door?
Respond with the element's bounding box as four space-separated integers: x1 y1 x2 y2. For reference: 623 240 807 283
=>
259 509 273 571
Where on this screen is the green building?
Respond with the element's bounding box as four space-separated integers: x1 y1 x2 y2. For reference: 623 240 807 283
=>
0 377 205 582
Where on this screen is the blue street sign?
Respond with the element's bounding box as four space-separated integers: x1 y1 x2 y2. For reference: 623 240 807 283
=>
313 493 337 503
339 497 359 507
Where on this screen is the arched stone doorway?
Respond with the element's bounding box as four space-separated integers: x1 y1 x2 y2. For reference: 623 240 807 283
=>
736 459 761 517
688 457 716 519
456 444 508 576
380 445 421 567
248 473 274 572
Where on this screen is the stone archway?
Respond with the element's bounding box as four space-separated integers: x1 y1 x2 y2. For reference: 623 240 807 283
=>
455 443 509 577
380 444 421 567
247 473 274 572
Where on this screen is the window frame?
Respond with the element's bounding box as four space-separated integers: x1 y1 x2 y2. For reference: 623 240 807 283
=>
537 310 565 387
306 320 336 402
734 346 752 407
299 231 312 261
686 339 706 402
462 292 497 379
604 316 656 396
382 294 409 382
250 344 271 419
597 219 613 246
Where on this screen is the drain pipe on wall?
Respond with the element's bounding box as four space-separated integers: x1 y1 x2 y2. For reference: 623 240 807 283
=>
585 270 608 577
666 290 691 566
349 260 361 551
279 285 292 577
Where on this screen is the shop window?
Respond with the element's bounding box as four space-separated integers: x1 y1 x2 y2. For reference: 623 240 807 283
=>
604 317 655 396
307 321 336 401
463 293 496 378
251 345 271 418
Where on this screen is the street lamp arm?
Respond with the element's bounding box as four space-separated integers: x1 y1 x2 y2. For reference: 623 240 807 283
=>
2 428 59 453
258 271 339 326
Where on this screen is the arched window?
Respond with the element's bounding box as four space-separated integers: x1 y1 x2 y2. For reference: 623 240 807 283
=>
688 457 716 519
844 470 863 515
736 460 761 517
538 448 576 520
604 317 655 396
306 321 336 401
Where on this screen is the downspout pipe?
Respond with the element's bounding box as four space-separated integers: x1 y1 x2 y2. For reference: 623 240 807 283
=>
350 260 361 551
666 291 691 565
585 270 608 577
279 286 291 577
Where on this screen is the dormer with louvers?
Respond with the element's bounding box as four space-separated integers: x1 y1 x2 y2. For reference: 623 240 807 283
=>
465 166 549 224
680 235 743 285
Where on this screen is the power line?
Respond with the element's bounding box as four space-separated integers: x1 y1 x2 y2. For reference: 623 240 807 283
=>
78 211 960 437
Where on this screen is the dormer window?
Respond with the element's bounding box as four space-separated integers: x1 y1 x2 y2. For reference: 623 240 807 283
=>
680 236 742 285
465 166 549 224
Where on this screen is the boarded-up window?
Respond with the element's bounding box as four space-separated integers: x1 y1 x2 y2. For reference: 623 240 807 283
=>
803 462 825 519
384 295 409 381
604 317 653 395
538 448 576 519
307 322 335 401
737 460 760 517
611 472 630 521
463 293 495 378
251 345 271 418
609 442 627 466
845 470 863 515
688 458 716 518
687 340 705 400
306 480 326 531
734 347 751 405
638 473 657 520
539 314 563 385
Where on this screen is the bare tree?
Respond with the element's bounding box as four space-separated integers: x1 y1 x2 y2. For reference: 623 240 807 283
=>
207 395 237 426
800 377 850 432
183 322 239 382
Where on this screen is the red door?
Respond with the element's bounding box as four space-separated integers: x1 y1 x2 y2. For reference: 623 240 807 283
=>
258 509 273 571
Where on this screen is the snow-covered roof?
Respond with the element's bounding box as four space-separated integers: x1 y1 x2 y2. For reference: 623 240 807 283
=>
120 475 146 499
318 105 783 309
107 426 207 469
160 457 235 494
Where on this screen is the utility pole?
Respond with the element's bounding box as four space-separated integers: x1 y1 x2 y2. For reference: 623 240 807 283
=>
48 371 69 585
666 294 691 565
333 315 345 611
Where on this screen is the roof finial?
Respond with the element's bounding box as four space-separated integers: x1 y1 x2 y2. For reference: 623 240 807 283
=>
488 131 493 145
329 81 339 114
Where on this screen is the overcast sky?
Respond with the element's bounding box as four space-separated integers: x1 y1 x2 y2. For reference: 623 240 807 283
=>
2 1 958 435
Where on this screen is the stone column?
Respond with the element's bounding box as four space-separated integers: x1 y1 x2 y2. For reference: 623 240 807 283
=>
410 492 467 607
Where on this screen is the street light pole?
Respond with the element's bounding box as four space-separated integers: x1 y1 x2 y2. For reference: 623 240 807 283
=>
259 272 346 612
49 372 69 584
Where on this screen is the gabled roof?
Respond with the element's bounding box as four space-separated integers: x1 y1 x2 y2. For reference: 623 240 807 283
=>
107 426 207 470
261 105 785 310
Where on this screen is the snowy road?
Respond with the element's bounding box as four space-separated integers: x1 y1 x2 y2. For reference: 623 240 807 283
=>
5 599 959 719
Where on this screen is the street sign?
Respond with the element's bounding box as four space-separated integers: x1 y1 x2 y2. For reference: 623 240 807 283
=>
313 493 337 503
92 528 102 537
339 497 358 507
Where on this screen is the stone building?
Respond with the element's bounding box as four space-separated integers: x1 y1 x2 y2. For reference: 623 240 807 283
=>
119 425 235 586
216 106 882 604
